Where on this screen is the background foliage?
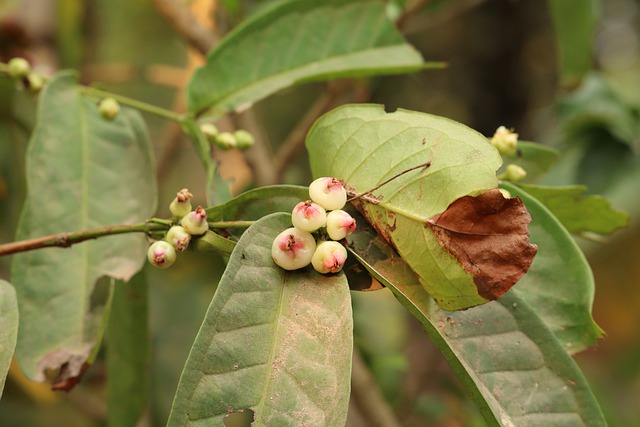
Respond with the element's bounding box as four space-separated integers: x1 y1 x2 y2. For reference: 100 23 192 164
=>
0 0 639 426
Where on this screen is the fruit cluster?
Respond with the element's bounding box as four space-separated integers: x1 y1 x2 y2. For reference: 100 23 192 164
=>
272 177 356 274
147 188 210 268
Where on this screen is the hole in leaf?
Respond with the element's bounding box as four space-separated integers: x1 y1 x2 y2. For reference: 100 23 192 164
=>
223 408 255 427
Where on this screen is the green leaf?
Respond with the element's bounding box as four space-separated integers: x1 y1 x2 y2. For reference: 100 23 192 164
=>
0 280 18 399
307 104 536 311
548 0 598 87
107 272 150 427
168 213 353 426
11 71 157 383
187 0 428 117
502 183 604 353
517 183 628 236
346 215 607 426
501 141 560 183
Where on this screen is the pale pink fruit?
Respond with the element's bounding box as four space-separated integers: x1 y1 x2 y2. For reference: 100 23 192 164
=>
326 210 356 240
309 177 347 211
311 241 348 274
272 228 316 270
291 200 327 232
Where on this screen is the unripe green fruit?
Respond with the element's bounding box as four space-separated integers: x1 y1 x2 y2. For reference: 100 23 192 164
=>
200 123 219 142
99 97 120 120
272 228 316 270
165 225 191 252
291 200 327 232
500 164 527 183
233 129 255 149
215 132 237 150
181 206 209 235
147 241 177 268
309 177 347 211
25 73 44 92
490 126 518 157
312 241 347 274
326 210 356 240
7 57 30 79
169 188 193 217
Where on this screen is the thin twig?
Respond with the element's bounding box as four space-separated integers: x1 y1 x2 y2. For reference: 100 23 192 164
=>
0 223 168 257
152 0 217 55
347 161 431 202
350 347 403 427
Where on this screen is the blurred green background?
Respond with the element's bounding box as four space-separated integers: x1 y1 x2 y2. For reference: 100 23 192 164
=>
1 0 639 426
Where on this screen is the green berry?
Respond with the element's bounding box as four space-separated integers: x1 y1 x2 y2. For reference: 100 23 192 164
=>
25 73 44 92
165 225 191 252
7 57 30 79
200 123 219 142
181 205 209 235
311 241 347 274
272 227 316 270
215 132 237 150
291 200 327 232
169 188 193 218
233 129 255 150
309 177 347 211
490 126 518 157
500 164 527 183
99 97 120 120
147 241 177 269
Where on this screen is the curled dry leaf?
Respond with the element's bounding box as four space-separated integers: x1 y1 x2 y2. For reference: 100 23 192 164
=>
427 189 538 301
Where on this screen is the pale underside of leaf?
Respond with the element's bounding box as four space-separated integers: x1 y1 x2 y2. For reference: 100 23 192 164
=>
11 72 157 382
187 0 426 117
168 213 352 427
0 280 19 399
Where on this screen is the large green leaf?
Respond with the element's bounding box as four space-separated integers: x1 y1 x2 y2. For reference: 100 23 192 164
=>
346 215 607 426
168 213 353 426
187 0 428 117
503 183 604 353
517 183 628 236
307 104 539 311
548 0 598 87
11 72 157 383
0 280 18 399
107 272 150 427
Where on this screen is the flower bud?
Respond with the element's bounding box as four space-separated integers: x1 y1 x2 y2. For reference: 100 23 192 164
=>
7 57 30 79
25 73 44 92
490 126 518 157
99 97 120 120
233 129 255 150
326 210 356 240
272 228 316 270
165 225 191 252
291 200 327 232
169 188 193 218
309 177 347 211
312 241 347 274
500 164 527 183
147 241 177 268
181 205 209 235
215 132 237 150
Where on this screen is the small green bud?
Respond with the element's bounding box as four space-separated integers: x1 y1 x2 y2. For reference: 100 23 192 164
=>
7 57 30 79
181 205 209 235
200 123 219 142
25 73 44 92
215 132 237 150
490 126 518 157
233 129 255 150
499 164 527 183
99 97 120 120
165 225 191 252
147 241 177 268
169 188 193 218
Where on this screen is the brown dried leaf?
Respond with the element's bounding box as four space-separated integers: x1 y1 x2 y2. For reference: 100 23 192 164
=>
427 189 538 301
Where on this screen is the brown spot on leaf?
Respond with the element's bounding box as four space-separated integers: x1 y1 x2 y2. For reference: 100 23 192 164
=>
427 189 537 300
39 348 91 392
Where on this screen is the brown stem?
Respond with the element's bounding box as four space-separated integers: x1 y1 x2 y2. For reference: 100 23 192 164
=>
152 0 217 55
347 161 431 202
0 223 168 257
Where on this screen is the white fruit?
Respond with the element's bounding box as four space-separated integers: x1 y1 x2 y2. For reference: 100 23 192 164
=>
147 241 177 269
308 177 347 211
325 210 356 240
291 201 327 232
181 206 209 235
165 225 191 252
272 228 316 270
312 241 348 274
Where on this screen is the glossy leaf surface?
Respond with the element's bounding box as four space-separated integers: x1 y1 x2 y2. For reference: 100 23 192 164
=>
168 213 353 426
11 72 157 383
187 0 427 117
